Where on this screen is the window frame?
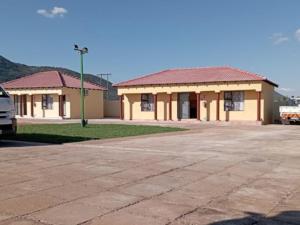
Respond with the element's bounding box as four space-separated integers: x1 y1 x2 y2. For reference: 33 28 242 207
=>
224 91 244 112
42 94 53 110
140 94 154 112
0 87 9 98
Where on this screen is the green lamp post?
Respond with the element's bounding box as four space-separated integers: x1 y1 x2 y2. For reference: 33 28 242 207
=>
74 44 88 127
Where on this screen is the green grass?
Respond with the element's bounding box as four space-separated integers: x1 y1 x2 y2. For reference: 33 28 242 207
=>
5 123 186 144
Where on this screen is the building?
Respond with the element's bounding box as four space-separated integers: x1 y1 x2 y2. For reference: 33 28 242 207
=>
2 71 105 119
114 67 278 124
291 96 300 106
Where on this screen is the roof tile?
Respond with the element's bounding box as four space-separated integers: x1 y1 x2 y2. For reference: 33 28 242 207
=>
114 66 278 87
2 71 105 90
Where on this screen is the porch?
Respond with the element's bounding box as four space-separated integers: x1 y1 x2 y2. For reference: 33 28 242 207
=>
119 90 262 122
12 93 67 119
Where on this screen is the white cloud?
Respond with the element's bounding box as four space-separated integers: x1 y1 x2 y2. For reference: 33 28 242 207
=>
37 6 67 18
277 87 295 92
270 33 289 45
295 29 300 41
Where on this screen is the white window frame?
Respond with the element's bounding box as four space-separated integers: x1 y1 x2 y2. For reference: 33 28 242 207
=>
224 91 244 111
42 94 53 110
141 94 154 112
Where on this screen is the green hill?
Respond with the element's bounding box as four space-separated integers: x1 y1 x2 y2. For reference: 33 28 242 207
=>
0 55 117 100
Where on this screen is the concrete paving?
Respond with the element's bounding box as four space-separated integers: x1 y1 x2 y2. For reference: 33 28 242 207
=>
0 124 300 225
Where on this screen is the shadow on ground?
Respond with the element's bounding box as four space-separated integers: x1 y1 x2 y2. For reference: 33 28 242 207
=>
206 211 300 225
1 133 93 145
0 139 50 148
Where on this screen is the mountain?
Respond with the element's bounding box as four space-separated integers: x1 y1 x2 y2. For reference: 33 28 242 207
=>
0 55 118 100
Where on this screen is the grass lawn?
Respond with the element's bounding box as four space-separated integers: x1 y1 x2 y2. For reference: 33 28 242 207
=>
5 123 186 144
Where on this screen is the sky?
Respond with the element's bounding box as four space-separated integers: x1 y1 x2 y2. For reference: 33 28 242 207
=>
0 0 300 96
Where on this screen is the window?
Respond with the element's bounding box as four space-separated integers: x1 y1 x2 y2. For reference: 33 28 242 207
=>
42 95 53 110
0 87 9 98
141 94 154 111
224 91 244 111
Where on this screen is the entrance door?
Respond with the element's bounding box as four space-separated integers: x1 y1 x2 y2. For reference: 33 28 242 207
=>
178 93 190 119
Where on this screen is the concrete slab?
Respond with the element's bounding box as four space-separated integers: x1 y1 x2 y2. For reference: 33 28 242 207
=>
28 202 107 225
0 124 299 225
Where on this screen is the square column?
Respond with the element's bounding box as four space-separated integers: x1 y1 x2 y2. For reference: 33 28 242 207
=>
168 93 172 121
30 95 34 117
153 94 158 120
19 94 23 117
59 95 64 118
257 91 261 121
119 95 124 120
196 92 201 120
216 92 220 121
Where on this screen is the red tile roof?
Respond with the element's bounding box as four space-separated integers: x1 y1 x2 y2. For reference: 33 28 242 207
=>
114 66 278 87
2 71 105 90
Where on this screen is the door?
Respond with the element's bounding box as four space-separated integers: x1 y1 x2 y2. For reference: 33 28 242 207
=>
178 93 190 119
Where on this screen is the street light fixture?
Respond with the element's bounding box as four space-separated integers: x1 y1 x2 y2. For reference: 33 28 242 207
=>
74 44 88 127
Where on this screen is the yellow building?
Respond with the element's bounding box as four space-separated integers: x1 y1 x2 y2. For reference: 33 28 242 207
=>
114 67 278 124
2 71 105 119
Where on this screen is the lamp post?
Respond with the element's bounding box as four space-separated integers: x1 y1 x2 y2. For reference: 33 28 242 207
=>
74 44 88 127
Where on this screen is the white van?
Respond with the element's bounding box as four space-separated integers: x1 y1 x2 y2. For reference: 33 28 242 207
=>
0 85 16 136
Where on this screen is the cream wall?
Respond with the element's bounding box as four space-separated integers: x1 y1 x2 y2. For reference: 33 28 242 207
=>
7 87 104 119
104 100 120 118
124 91 257 122
200 92 217 121
218 91 258 121
118 81 276 124
62 87 104 119
117 81 263 95
7 89 63 119
31 95 60 119
262 82 275 124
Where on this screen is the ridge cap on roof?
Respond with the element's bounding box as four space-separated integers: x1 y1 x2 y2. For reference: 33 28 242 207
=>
167 66 229 71
57 71 66 87
61 72 106 90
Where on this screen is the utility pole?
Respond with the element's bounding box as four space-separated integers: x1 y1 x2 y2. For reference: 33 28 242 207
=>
96 73 112 99
74 44 88 127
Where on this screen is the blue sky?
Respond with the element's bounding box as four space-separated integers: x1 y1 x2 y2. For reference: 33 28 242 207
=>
1 0 300 95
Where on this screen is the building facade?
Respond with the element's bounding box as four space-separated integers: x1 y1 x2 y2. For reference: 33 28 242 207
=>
2 71 105 119
114 67 278 124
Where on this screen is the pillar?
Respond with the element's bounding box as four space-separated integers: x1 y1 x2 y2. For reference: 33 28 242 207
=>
196 92 201 120
154 94 157 120
257 91 261 121
168 93 172 120
20 95 23 117
59 95 64 118
119 95 124 120
30 95 34 117
216 92 220 121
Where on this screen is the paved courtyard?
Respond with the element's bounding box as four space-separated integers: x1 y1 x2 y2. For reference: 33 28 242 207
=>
0 124 300 225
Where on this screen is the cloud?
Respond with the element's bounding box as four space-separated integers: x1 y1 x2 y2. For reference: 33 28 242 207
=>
277 87 295 92
270 33 289 45
295 29 300 41
37 7 67 18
